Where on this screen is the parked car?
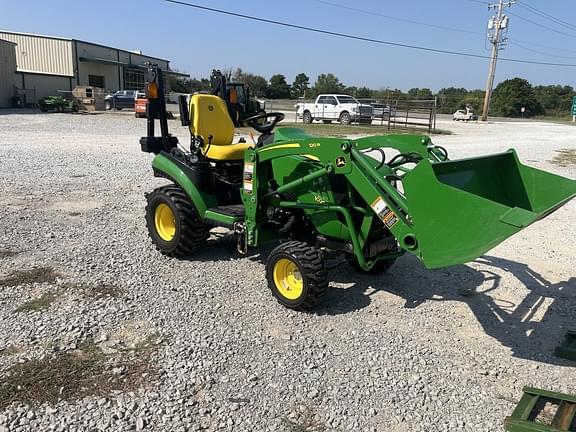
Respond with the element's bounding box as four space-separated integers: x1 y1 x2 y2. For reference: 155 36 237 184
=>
370 103 396 120
295 94 373 125
453 108 478 121
105 90 145 110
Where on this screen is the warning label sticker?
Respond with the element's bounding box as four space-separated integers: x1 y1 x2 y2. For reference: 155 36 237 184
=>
244 163 254 194
370 197 398 229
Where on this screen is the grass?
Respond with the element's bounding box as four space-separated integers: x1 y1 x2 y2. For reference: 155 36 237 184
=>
533 115 576 125
0 338 160 409
236 122 450 138
12 281 123 313
0 267 60 288
14 290 62 313
550 149 576 167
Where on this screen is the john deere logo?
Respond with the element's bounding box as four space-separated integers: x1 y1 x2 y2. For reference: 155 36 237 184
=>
336 157 346 167
208 105 214 111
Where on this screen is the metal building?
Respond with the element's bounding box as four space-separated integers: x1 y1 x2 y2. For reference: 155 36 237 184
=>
0 30 173 104
0 39 17 108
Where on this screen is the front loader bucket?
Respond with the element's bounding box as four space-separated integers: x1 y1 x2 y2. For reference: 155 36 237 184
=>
402 150 575 268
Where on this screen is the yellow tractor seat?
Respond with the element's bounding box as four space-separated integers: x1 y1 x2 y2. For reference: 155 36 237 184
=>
188 94 252 161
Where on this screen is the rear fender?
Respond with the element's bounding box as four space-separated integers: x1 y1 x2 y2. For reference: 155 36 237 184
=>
151 152 216 217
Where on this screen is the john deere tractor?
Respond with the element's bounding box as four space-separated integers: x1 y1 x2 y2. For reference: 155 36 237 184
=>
140 66 575 310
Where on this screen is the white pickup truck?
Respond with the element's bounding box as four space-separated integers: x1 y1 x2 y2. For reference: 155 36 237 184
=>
295 94 373 125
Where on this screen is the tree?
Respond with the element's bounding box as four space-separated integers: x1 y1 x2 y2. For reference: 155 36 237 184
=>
168 75 189 93
167 74 210 94
267 74 291 99
408 88 433 99
356 86 372 98
491 78 543 117
313 73 345 96
292 73 310 98
232 68 268 97
534 85 575 117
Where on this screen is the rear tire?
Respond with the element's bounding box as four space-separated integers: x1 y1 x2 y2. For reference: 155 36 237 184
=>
303 111 312 124
339 111 351 125
266 241 328 310
145 185 209 257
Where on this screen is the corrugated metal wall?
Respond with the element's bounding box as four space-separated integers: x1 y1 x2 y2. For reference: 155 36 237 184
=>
0 40 17 107
0 32 73 76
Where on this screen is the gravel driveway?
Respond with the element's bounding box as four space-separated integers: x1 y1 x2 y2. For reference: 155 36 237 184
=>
0 112 574 432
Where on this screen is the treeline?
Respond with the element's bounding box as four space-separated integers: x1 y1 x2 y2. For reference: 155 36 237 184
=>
169 70 575 118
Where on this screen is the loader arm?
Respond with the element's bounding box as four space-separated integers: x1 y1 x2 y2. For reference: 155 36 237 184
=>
242 130 575 270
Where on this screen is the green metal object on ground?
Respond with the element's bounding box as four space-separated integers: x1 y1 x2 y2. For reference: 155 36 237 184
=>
139 66 576 311
555 331 576 362
505 386 576 431
38 96 78 113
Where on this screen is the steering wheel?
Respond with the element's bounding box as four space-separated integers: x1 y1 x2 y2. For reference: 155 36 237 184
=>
243 112 285 134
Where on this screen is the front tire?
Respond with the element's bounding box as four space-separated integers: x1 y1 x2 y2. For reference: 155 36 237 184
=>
339 111 351 125
266 241 328 310
145 185 210 257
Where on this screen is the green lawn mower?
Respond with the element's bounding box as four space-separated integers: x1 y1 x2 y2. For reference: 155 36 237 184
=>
139 66 575 310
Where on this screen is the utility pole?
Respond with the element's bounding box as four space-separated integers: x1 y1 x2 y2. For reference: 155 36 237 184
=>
481 0 515 121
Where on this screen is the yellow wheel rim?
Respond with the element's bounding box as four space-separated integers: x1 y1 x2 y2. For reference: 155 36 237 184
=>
273 258 303 300
154 203 176 241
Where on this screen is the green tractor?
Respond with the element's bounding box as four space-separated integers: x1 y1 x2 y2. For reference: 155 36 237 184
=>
140 66 575 310
38 95 78 113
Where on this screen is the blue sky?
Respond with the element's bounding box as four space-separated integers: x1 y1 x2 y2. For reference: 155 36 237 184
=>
2 0 576 91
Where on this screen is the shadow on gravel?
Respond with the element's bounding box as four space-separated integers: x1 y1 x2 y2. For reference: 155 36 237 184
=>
177 233 575 365
324 254 575 365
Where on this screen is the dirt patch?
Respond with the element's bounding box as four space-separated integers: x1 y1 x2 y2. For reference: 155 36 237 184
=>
14 290 63 313
550 149 576 167
0 337 160 409
48 200 101 212
0 345 23 357
0 267 60 288
0 250 19 259
63 282 123 299
281 405 325 432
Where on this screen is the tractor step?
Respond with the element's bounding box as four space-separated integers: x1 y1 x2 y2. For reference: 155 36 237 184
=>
205 205 245 228
505 386 576 431
555 331 576 362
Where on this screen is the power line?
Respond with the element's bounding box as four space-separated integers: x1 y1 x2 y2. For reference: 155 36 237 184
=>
312 0 481 36
163 0 576 67
512 39 576 54
517 1 576 32
507 10 576 39
509 40 576 59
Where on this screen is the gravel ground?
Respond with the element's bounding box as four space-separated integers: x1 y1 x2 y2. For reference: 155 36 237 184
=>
0 111 574 432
